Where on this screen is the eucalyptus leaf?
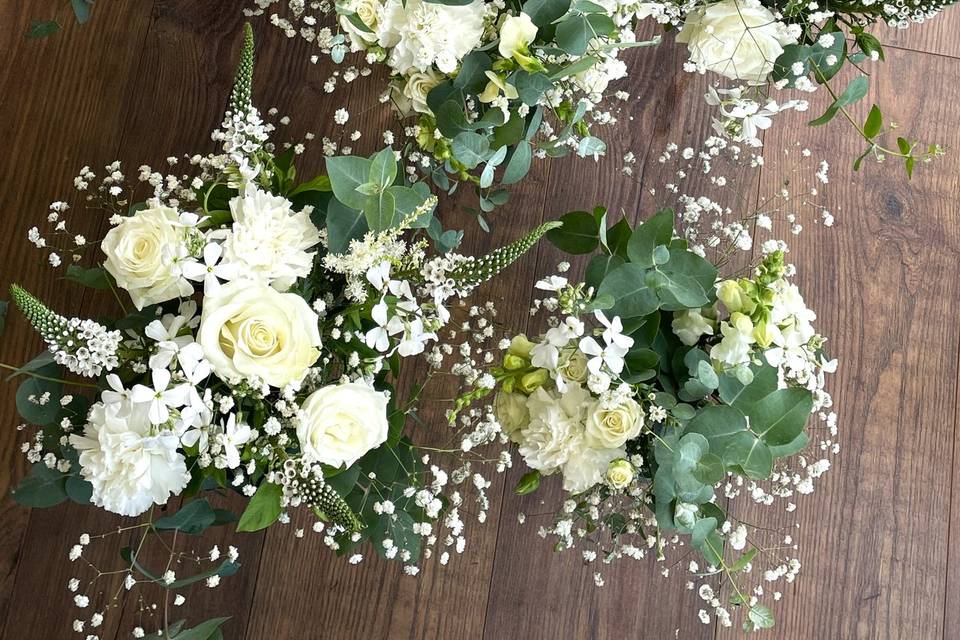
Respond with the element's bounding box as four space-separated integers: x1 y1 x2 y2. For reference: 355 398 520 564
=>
326 156 373 210
11 463 68 508
546 210 600 254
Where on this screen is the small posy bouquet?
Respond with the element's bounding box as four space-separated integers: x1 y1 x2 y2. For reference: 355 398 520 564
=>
250 0 659 216
3 25 552 636
453 204 838 630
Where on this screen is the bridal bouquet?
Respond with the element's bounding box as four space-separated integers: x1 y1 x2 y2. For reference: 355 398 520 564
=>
3 25 553 636
450 198 838 629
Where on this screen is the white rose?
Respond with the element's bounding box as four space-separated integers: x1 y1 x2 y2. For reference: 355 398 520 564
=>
676 0 796 83
199 280 321 388
101 206 190 309
297 382 390 467
498 13 538 59
70 400 189 517
339 0 382 50
584 397 644 449
494 391 530 440
392 69 444 116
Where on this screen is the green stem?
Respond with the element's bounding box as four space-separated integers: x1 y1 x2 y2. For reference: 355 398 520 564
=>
0 362 99 388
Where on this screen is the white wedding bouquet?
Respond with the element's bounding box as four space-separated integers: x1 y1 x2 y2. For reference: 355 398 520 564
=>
2 24 554 637
450 195 839 629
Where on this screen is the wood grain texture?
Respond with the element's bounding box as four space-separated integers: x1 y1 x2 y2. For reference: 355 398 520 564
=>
0 3 958 639
715 46 960 639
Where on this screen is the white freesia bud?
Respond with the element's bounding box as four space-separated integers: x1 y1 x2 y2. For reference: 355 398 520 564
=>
297 383 390 468
676 0 796 83
199 280 322 388
498 13 538 59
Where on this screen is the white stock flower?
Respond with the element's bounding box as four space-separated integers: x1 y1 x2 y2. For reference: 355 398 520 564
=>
498 13 538 59
70 401 189 517
562 443 624 493
218 187 320 291
378 0 485 74
199 280 322 388
101 206 192 309
672 308 715 346
676 0 796 83
296 382 390 468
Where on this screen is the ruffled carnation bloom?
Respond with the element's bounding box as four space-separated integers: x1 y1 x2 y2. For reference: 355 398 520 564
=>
70 400 189 517
218 187 320 291
377 0 486 75
676 0 796 83
515 383 591 474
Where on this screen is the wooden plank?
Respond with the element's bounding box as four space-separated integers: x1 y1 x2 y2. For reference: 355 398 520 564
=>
881 12 960 58
0 2 158 637
714 46 960 639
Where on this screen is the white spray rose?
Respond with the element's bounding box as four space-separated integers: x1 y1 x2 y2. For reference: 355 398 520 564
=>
70 400 189 517
199 280 321 388
557 347 590 384
101 206 191 309
605 459 634 490
339 0 383 50
584 397 644 449
392 69 445 116
218 187 320 291
676 0 796 83
297 382 390 467
494 391 530 440
498 13 538 59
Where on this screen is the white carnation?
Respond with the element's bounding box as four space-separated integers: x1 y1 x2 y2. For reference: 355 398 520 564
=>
69 401 189 517
516 383 591 474
218 187 320 291
377 0 486 75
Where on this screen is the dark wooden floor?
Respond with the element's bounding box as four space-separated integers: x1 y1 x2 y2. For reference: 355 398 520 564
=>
1 2 959 638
